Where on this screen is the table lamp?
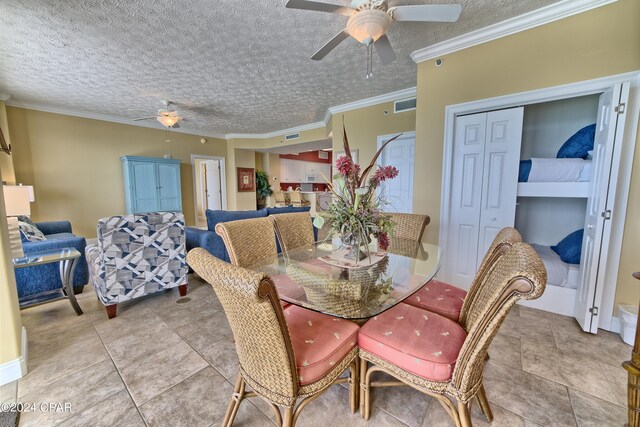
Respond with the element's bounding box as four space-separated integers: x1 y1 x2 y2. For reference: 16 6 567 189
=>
3 185 33 258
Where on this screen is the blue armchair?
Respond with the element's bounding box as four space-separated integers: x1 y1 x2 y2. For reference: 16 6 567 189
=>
186 206 315 262
15 221 89 307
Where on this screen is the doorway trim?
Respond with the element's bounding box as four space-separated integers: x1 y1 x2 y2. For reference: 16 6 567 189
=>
191 154 227 226
377 131 416 213
439 70 640 331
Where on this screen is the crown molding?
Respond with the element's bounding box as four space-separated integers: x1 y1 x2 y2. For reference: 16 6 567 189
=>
5 100 228 140
411 0 617 63
328 87 417 116
0 93 11 102
225 120 326 140
5 86 417 142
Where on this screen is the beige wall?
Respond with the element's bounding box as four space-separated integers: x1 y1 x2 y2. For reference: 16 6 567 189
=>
233 149 257 211
0 161 23 369
7 108 228 237
413 0 640 307
0 102 16 184
331 101 416 178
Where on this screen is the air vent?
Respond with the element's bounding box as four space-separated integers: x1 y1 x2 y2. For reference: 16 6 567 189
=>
394 98 417 113
285 133 300 141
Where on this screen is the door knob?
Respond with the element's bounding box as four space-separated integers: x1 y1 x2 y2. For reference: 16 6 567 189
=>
491 217 497 222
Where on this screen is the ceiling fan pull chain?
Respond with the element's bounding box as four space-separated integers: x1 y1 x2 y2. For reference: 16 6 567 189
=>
366 43 373 79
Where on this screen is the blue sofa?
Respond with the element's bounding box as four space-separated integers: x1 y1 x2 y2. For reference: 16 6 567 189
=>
15 221 89 307
186 206 314 262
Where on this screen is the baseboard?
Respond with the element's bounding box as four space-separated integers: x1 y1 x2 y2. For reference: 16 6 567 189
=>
0 327 28 386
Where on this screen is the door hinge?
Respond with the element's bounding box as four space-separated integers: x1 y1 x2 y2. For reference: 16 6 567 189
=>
615 103 626 114
589 306 599 316
601 210 612 220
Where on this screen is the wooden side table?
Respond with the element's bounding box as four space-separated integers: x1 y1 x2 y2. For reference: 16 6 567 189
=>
623 272 640 427
12 247 83 315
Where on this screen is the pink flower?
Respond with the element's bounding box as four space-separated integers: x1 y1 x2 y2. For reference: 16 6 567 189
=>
369 166 399 187
335 155 361 178
378 232 389 250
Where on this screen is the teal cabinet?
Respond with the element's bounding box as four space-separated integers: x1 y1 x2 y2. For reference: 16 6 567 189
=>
121 156 182 213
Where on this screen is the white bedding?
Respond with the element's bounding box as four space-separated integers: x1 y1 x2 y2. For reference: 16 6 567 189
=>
530 243 579 289
527 158 591 183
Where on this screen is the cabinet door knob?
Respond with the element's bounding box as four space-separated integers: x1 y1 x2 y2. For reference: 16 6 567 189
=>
491 217 497 222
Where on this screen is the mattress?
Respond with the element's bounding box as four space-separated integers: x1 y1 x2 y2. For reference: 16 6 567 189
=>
530 243 579 289
519 158 591 183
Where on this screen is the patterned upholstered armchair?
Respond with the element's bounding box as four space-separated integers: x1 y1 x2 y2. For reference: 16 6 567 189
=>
85 212 188 319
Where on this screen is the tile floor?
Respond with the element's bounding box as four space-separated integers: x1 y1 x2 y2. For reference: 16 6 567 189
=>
3 275 632 426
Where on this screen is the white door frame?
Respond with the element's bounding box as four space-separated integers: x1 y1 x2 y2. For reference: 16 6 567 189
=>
439 71 640 331
191 154 227 225
377 131 416 213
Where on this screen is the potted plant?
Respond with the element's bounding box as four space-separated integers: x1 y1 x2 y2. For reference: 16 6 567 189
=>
256 170 273 210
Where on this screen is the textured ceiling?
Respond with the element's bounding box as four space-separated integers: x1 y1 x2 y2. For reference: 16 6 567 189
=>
0 0 561 135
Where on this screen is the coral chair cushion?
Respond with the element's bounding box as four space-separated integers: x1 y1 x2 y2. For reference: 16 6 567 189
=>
358 303 466 382
284 305 359 385
404 280 467 321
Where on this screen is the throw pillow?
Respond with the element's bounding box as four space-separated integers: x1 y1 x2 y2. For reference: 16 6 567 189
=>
556 123 596 159
18 221 47 242
551 229 584 264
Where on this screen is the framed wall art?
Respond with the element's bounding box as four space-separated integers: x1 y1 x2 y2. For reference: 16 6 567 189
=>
237 167 255 192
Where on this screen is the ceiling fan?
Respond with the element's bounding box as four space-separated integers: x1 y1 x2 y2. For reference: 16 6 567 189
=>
133 100 183 128
286 0 462 76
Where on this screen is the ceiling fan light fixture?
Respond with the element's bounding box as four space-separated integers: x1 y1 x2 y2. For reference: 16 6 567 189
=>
346 9 391 45
157 115 180 128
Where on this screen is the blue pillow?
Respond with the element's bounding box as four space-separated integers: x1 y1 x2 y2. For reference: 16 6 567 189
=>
556 124 596 159
518 160 532 182
551 229 584 264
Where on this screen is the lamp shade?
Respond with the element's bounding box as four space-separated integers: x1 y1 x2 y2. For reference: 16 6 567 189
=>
157 115 180 128
3 186 31 217
347 9 391 45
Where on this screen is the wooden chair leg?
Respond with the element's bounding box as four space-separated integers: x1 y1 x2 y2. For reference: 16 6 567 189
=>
283 406 294 427
105 304 117 319
223 374 245 427
359 358 368 418
457 400 472 427
476 384 493 422
178 284 188 296
349 358 359 413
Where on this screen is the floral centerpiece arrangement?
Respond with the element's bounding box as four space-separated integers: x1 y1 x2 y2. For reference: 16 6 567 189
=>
314 125 401 261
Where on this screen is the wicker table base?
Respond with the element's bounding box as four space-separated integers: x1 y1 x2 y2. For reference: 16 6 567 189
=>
623 271 640 427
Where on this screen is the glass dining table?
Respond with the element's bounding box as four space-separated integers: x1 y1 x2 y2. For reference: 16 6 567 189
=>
254 237 441 321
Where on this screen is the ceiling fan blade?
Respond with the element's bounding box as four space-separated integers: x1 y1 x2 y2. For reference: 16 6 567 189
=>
171 123 181 129
311 30 350 60
374 34 396 65
132 116 157 121
390 4 462 22
286 0 354 16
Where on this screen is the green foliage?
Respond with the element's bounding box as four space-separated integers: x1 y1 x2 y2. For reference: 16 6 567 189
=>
255 170 273 209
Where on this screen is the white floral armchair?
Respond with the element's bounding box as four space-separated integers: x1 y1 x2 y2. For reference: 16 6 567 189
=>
85 212 188 318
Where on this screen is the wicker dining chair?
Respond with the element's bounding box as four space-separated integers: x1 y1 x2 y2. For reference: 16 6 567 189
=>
187 248 360 427
215 217 279 269
358 242 546 427
404 227 522 322
274 191 290 207
272 212 316 253
289 191 310 207
387 212 430 241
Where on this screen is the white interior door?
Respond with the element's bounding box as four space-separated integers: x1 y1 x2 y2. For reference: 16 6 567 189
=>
476 108 524 266
204 160 222 211
574 82 629 333
444 114 487 287
379 133 415 213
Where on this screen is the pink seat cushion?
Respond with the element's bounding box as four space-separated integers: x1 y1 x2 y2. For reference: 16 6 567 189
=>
284 305 359 385
358 303 467 382
404 280 467 321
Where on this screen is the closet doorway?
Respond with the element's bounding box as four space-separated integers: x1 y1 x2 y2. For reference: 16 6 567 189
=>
191 155 227 228
378 132 415 213
439 72 639 333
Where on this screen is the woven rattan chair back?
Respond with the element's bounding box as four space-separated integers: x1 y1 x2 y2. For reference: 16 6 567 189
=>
272 212 315 252
457 227 522 327
387 213 430 241
451 242 546 398
215 217 279 268
186 248 298 405
275 191 287 203
289 192 309 206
